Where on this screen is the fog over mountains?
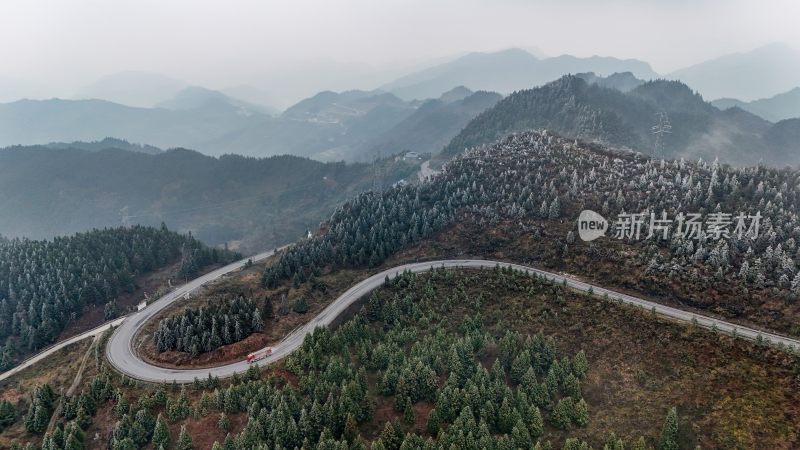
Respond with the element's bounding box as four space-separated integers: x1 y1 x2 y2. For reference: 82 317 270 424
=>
712 88 800 123
0 45 798 166
74 71 189 108
380 48 658 100
668 43 800 102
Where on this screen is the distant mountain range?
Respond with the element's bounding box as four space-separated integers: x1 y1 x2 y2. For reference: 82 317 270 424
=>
200 89 419 161
381 48 658 100
358 87 503 160
74 71 189 108
668 43 800 101
712 87 800 122
443 75 800 166
3 45 800 165
74 71 279 112
0 96 264 151
156 86 276 115
0 85 501 162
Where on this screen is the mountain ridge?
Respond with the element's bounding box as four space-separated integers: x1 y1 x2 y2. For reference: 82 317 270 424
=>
382 47 659 100
668 43 800 101
712 87 800 122
442 75 800 166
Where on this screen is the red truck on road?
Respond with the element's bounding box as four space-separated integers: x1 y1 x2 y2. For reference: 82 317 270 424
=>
246 348 273 363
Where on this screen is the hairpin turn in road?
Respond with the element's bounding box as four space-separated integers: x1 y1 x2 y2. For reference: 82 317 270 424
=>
104 258 800 383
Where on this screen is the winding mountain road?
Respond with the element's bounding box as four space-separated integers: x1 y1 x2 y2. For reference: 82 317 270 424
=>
1 250 281 383
0 317 125 383
104 258 800 383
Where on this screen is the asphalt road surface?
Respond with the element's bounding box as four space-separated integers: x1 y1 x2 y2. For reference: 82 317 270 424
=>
105 259 800 383
0 317 125 383
1 248 286 383
103 248 283 383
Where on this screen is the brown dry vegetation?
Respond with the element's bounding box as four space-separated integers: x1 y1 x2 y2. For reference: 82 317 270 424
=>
4 223 800 449
134 258 369 369
436 269 800 449
0 340 94 448
389 215 800 339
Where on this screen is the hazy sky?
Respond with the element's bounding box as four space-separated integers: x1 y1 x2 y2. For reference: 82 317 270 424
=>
1 0 798 100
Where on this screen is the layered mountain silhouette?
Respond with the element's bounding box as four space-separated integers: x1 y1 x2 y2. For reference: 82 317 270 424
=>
74 71 188 107
0 97 263 151
6 45 800 166
443 75 800 166
0 85 501 162
668 43 800 101
156 86 275 115
382 48 658 100
358 88 503 160
712 87 800 122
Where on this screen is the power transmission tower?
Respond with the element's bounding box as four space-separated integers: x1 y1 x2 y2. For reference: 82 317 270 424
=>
651 111 672 158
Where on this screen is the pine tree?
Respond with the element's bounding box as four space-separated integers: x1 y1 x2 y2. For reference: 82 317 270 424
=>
510 350 532 384
75 406 91 429
402 399 415 425
343 413 358 442
603 432 625 450
177 425 194 450
528 405 543 438
659 407 679 450
497 396 515 433
24 402 49 434
511 419 532 449
539 201 549 218
550 397 573 430
563 438 590 450
573 398 589 427
563 373 581 399
63 423 84 450
572 350 588 378
426 408 440 435
251 308 264 331
548 197 560 219
631 436 649 450
152 414 170 449
218 412 230 431
379 421 403 450
293 296 309 314
111 437 137 450
0 399 17 431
